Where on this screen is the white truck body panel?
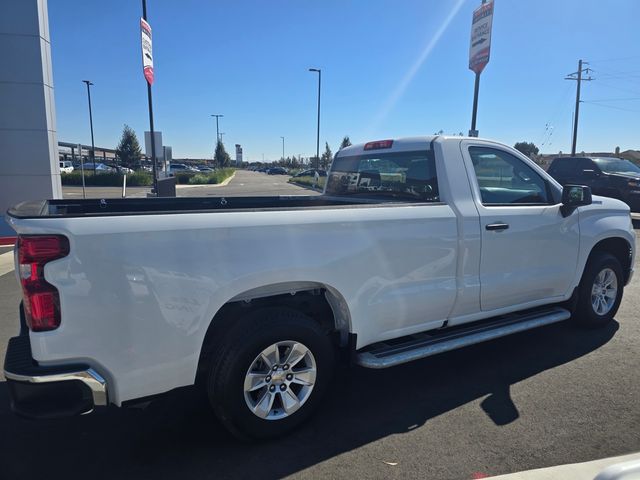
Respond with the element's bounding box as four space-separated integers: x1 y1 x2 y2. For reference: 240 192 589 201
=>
6 136 635 405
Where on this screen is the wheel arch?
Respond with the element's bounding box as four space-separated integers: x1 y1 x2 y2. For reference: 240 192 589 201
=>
195 281 352 384
584 237 633 285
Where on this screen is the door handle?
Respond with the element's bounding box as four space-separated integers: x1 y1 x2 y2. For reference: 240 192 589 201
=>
485 222 509 231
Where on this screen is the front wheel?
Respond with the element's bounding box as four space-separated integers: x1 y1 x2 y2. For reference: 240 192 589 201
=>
574 251 624 328
206 307 335 440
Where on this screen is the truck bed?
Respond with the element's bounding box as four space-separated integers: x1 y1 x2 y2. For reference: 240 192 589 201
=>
7 195 410 219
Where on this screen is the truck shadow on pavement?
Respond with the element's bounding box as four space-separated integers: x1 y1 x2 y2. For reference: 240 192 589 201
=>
0 321 619 479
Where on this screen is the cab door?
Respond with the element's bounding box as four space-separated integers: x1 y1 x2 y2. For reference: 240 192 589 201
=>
461 143 580 312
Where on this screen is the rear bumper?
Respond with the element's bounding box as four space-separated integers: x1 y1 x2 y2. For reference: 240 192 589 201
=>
3 334 108 418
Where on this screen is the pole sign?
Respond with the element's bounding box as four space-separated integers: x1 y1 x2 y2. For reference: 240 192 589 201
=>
140 18 154 85
235 144 243 166
468 1 494 74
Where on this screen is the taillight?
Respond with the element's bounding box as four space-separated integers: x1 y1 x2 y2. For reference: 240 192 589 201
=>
17 235 69 332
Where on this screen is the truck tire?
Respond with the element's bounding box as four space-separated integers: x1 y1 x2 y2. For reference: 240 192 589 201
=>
206 307 335 440
574 251 624 328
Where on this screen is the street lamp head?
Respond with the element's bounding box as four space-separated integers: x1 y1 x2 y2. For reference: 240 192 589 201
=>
309 68 320 73
211 114 224 118
82 80 93 86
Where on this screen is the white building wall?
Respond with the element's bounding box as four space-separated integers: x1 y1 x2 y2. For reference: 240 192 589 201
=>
0 0 60 236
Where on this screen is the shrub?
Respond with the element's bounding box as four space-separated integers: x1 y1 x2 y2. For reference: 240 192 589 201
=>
187 168 235 185
61 171 153 187
188 174 210 185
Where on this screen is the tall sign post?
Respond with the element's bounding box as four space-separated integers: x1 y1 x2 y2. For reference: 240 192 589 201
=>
141 0 157 194
235 144 243 167
468 0 494 137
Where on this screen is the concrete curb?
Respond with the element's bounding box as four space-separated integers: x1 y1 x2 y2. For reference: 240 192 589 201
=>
0 250 15 276
175 172 236 189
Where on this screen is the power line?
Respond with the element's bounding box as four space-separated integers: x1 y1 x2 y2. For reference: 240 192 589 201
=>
581 101 640 114
588 55 640 64
596 81 640 97
583 97 640 102
537 83 573 146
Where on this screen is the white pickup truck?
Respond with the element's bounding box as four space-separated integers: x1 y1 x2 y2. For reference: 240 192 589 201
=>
4 136 635 439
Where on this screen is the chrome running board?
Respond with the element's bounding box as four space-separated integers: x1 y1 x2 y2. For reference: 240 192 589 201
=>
355 307 571 369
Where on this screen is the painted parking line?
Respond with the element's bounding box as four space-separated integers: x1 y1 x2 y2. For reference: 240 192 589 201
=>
0 250 15 276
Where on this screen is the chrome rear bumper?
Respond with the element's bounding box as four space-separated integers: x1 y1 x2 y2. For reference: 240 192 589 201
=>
3 334 108 418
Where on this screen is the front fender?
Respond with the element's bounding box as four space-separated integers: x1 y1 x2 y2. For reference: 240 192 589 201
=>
573 196 635 288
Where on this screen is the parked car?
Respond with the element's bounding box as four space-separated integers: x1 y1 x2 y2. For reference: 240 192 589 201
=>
198 166 215 172
294 169 327 178
169 163 198 174
4 136 635 440
81 162 116 173
59 160 74 173
267 167 288 175
547 156 640 212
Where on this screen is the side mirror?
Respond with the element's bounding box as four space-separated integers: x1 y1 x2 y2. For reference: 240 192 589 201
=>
561 185 592 216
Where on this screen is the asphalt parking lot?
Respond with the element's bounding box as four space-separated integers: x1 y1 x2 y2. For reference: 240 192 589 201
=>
0 208 638 479
61 170 319 199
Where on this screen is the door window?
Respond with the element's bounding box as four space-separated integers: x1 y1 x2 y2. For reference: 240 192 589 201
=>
469 147 550 205
575 158 599 177
548 158 577 177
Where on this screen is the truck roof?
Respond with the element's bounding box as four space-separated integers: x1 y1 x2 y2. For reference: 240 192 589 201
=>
338 135 498 156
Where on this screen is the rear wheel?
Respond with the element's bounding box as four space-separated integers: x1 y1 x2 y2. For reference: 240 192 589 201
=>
206 307 335 440
574 251 623 328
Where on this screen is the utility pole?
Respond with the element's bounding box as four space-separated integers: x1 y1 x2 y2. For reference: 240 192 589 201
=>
211 114 223 144
565 59 594 156
280 136 285 162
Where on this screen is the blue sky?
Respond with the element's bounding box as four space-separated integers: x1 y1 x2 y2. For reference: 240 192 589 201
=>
49 0 640 161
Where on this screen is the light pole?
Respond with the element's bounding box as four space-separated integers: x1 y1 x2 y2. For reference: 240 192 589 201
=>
280 136 285 162
82 80 96 174
211 114 223 144
219 132 226 142
308 68 321 170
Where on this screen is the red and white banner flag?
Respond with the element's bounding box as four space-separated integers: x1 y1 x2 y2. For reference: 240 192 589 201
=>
469 1 494 75
140 18 154 85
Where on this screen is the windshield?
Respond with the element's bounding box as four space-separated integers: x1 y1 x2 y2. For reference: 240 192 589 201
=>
325 150 439 201
593 158 640 175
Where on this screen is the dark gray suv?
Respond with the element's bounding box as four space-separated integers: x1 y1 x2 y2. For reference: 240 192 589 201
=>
548 156 640 212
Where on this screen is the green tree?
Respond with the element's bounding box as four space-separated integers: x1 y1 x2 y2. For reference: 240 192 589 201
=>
116 124 142 169
214 140 231 168
320 142 333 169
514 141 540 158
339 135 352 150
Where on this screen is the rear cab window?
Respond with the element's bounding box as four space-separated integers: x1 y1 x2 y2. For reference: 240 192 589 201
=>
325 150 439 202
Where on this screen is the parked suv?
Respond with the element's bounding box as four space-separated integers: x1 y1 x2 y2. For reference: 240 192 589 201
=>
548 156 640 212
